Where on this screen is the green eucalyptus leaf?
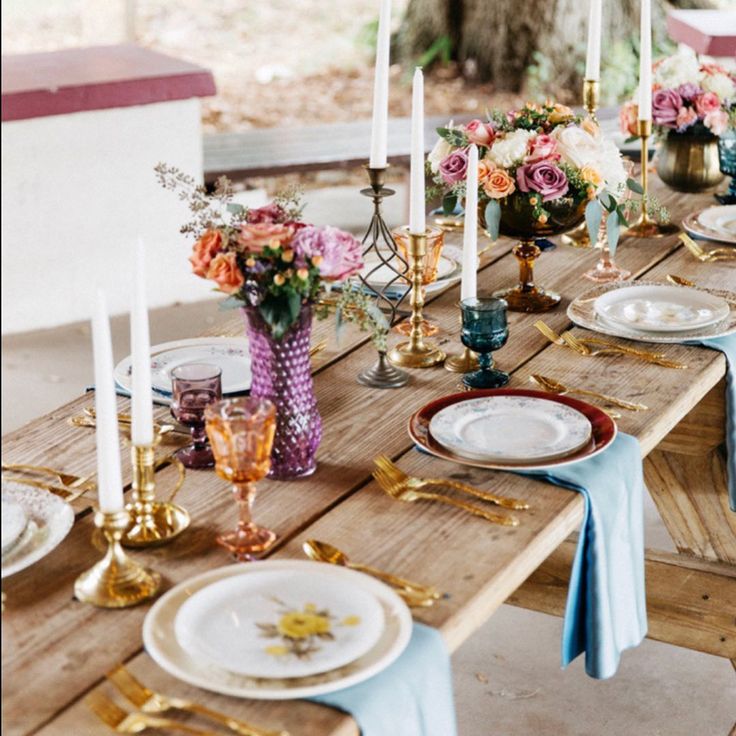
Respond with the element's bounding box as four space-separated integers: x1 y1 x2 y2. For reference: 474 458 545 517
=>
226 203 245 214
585 198 603 246
484 199 501 242
442 194 458 215
218 295 244 311
626 177 644 195
607 210 622 257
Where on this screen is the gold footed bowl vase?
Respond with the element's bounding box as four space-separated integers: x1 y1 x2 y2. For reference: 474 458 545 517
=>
656 132 724 193
483 195 588 313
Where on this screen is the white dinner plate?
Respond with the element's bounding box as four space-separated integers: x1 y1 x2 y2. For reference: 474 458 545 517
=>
593 284 730 333
429 395 592 465
569 282 736 344
175 567 385 679
683 210 736 246
698 205 736 238
114 337 251 396
1 481 74 578
143 560 412 700
1 499 28 556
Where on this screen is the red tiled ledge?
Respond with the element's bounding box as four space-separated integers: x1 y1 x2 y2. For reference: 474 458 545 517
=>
1 44 216 122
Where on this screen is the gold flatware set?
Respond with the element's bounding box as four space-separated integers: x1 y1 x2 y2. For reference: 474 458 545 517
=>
1 462 95 502
70 408 186 437
529 375 648 413
679 232 736 263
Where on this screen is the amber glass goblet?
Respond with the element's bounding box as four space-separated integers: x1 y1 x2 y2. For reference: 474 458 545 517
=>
205 398 277 561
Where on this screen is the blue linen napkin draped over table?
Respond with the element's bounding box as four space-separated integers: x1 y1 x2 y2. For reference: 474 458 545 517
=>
522 432 648 680
690 335 736 512
310 623 457 736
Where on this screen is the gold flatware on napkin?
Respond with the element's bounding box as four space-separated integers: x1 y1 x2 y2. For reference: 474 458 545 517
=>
373 465 519 527
303 539 440 602
107 666 287 736
679 233 736 263
373 454 528 510
86 691 220 735
529 375 648 411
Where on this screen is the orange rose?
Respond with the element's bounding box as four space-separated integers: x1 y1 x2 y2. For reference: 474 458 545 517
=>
207 252 244 294
477 159 495 185
619 101 639 137
483 168 516 199
238 223 294 254
581 117 600 138
189 229 223 278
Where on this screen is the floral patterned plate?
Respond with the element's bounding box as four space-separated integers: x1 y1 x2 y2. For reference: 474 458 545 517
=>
144 561 412 699
174 564 385 679
683 209 736 246
429 395 592 465
410 389 616 472
114 337 251 396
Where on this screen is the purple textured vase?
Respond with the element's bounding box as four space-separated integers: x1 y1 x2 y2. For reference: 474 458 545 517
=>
242 305 322 479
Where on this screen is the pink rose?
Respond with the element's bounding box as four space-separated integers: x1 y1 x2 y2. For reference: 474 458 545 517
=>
652 89 683 128
464 119 495 147
516 161 569 202
526 133 559 163
704 109 729 136
439 149 469 185
238 223 294 254
675 106 698 132
207 252 244 295
292 225 363 281
246 202 286 224
189 229 223 278
694 92 721 118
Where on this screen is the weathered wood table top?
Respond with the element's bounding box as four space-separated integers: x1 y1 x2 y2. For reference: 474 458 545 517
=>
2 178 734 736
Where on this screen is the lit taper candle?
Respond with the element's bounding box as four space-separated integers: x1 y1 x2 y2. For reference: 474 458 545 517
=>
92 290 124 513
409 67 426 235
461 144 479 301
369 0 391 168
131 239 154 446
585 0 602 81
638 0 652 120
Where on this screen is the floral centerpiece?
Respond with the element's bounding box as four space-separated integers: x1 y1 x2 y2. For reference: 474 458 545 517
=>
620 48 736 192
157 165 363 479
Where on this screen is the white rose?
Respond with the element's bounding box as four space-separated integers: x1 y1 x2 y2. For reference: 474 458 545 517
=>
487 129 534 168
654 46 700 89
597 138 628 194
701 72 736 102
428 136 453 174
552 126 600 169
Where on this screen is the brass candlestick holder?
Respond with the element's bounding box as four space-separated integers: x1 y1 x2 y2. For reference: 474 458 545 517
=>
122 433 189 548
626 119 679 239
388 231 446 368
562 78 600 250
356 165 410 388
75 509 160 608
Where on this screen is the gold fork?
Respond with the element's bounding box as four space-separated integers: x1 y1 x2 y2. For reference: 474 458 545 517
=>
86 691 220 735
561 331 687 369
1 462 93 489
107 666 287 736
680 233 736 262
373 454 528 510
373 466 519 527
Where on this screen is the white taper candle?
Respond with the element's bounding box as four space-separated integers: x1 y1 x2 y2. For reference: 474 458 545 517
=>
409 66 426 235
92 290 124 513
638 0 652 121
461 144 478 301
585 0 602 81
131 239 154 446
369 0 391 168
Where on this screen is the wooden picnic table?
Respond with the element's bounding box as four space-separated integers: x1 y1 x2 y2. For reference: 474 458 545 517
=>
2 176 735 736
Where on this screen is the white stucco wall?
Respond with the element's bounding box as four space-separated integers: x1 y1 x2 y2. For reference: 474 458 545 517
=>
1 98 214 334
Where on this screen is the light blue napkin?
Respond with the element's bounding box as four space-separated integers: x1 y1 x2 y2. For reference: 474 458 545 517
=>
522 432 648 679
689 334 736 512
310 623 457 736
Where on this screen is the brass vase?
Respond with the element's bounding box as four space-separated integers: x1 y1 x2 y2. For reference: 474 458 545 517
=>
655 132 724 193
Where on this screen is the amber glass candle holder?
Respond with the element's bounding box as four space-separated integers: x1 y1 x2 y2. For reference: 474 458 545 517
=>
392 225 444 337
205 397 277 561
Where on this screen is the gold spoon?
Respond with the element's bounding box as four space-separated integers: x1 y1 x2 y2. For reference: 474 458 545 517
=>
530 374 648 411
303 539 440 599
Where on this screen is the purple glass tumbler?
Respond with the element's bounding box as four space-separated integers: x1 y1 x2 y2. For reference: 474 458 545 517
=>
170 363 222 469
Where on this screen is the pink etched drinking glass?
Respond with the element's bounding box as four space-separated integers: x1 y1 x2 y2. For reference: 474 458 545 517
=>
205 397 277 561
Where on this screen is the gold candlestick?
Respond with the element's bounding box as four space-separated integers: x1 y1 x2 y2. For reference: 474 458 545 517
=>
388 231 445 368
626 119 678 239
562 78 601 249
75 509 160 608
122 433 189 548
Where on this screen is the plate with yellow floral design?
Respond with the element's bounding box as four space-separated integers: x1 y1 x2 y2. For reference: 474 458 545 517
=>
174 565 386 679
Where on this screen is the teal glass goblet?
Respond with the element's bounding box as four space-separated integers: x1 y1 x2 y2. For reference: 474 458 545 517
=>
460 297 510 389
716 130 736 205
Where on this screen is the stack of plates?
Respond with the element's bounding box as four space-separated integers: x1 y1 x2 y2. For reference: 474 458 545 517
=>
409 389 617 471
143 560 412 699
569 282 736 343
683 205 736 245
1 480 75 578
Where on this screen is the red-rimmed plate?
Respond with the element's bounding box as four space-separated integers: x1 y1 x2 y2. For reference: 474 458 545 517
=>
409 388 617 471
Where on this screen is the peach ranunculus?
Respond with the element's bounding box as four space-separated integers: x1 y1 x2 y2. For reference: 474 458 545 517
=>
619 101 639 137
548 103 575 125
477 159 495 185
483 168 516 199
675 106 698 132
189 229 223 278
704 109 729 136
581 117 600 138
693 92 721 118
207 252 244 294
526 133 559 163
464 119 495 147
237 223 294 254
580 164 604 194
